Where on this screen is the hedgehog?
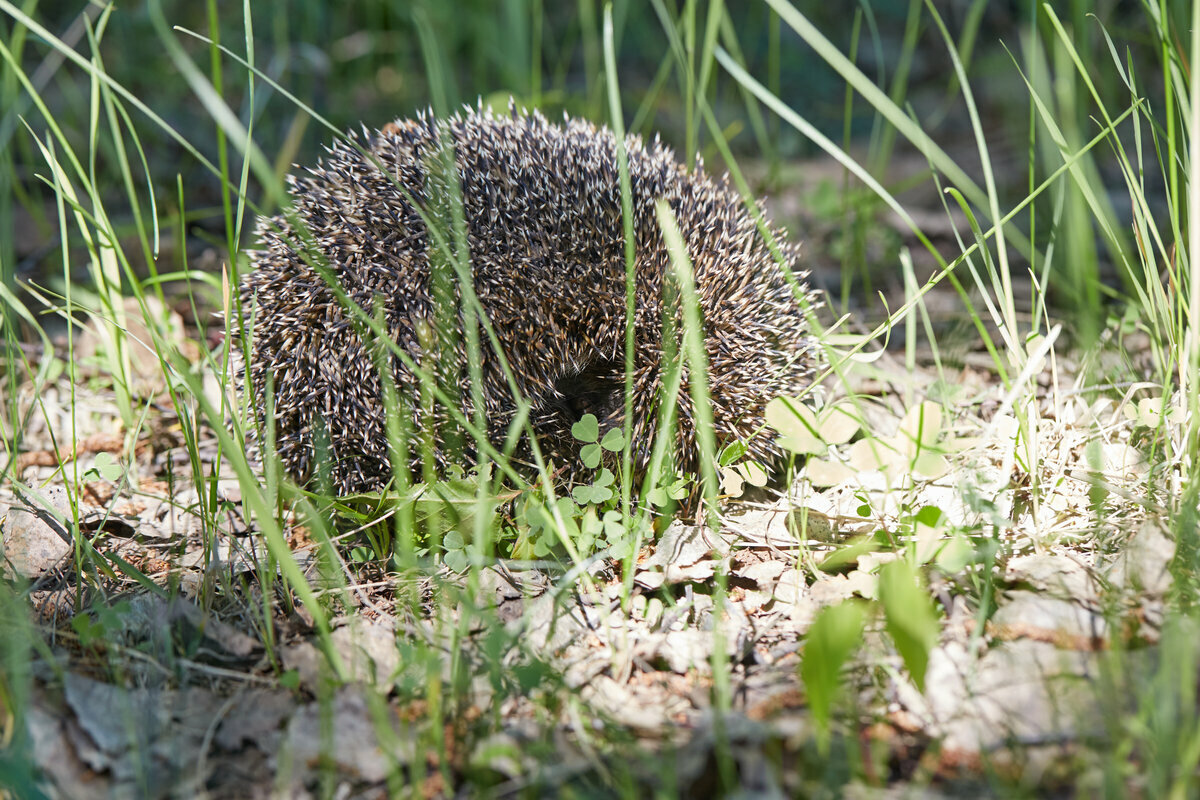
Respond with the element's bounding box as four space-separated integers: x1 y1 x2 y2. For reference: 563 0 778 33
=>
242 102 818 498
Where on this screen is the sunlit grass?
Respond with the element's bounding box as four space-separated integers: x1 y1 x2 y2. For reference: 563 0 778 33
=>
1 0 1197 795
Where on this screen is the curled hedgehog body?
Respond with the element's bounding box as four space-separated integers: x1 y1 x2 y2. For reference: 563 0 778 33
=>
243 103 817 496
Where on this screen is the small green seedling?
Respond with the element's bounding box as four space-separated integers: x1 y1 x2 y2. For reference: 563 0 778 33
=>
801 600 867 753
571 413 625 469
766 397 861 456
82 451 126 484
878 559 940 692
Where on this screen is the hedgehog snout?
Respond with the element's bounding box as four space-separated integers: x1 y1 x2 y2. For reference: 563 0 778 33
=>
549 357 625 428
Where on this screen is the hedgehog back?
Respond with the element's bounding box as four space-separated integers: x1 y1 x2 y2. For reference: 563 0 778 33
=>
243 105 815 494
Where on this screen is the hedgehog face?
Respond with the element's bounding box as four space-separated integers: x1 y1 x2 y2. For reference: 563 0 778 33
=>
547 357 625 427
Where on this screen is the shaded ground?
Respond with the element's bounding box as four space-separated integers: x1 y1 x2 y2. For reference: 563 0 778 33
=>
1 284 1172 795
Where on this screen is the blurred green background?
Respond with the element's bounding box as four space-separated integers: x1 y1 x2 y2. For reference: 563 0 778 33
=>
0 0 1171 320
